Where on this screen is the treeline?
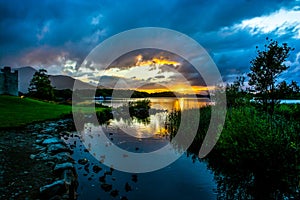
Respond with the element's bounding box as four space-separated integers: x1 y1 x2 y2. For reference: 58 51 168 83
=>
95 89 209 98
93 89 177 98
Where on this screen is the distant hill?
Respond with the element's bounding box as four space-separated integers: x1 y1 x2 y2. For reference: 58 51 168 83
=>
49 75 96 90
16 66 96 93
17 66 36 93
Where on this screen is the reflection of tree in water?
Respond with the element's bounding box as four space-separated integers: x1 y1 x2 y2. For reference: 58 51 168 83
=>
167 107 300 199
132 116 150 126
205 151 299 199
112 100 152 126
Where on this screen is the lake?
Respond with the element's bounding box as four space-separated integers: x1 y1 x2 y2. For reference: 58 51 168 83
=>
65 97 218 199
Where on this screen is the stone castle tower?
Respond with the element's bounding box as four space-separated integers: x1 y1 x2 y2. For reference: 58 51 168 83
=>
0 66 18 96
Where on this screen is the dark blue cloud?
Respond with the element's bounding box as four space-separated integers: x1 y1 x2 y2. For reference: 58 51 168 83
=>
0 0 299 83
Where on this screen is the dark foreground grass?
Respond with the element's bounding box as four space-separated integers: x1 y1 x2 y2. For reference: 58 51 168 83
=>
0 95 72 128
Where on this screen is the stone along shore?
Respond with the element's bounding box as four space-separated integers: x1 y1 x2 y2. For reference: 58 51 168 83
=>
0 118 78 199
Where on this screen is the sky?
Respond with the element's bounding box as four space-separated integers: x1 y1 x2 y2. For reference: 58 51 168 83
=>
1 0 300 93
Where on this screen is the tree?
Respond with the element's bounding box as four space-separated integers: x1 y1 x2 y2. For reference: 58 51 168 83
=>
275 80 300 99
226 76 250 108
276 81 291 98
290 80 300 94
28 69 54 100
247 38 294 113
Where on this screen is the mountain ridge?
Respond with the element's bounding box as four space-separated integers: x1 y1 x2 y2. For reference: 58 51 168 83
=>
15 66 96 93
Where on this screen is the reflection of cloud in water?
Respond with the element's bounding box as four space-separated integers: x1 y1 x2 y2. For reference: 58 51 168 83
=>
109 112 168 139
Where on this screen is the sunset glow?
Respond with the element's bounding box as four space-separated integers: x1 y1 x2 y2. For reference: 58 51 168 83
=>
85 50 211 94
135 54 180 67
137 84 214 94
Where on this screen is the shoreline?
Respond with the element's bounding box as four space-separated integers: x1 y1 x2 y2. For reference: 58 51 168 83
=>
0 118 78 199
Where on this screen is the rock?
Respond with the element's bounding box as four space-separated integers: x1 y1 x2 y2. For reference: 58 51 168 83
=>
37 152 52 161
59 131 72 136
125 182 132 192
132 174 138 183
46 161 55 167
78 158 88 165
63 169 76 185
33 124 42 129
40 127 56 134
42 137 63 145
32 132 38 136
32 144 46 151
53 152 74 163
101 183 112 192
104 171 112 176
40 180 66 198
29 154 36 160
48 144 72 155
63 169 78 199
92 165 102 173
110 189 119 197
54 162 74 174
84 164 90 173
99 175 106 182
121 196 128 200
35 139 43 144
36 134 52 139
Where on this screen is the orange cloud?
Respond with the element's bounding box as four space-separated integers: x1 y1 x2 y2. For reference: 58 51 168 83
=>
135 54 180 67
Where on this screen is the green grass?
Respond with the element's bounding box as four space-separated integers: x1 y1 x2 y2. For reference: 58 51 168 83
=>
0 95 72 128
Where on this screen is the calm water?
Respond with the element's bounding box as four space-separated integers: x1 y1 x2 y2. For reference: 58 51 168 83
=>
65 98 217 199
100 97 212 111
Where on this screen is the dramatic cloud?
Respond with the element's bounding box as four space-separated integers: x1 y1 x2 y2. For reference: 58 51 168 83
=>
74 48 206 93
0 0 300 90
235 7 300 39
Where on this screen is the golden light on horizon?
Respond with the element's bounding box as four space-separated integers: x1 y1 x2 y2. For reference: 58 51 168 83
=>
76 52 213 94
135 54 180 67
137 85 215 94
136 54 143 62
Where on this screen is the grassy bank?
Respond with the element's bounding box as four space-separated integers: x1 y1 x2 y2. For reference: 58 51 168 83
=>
168 105 300 199
0 95 72 128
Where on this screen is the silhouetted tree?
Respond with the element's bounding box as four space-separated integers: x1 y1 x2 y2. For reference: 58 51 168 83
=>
248 38 294 113
276 81 291 98
276 80 300 99
290 80 300 94
28 69 54 100
226 76 250 107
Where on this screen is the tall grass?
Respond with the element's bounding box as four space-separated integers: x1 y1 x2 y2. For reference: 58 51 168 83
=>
167 105 300 199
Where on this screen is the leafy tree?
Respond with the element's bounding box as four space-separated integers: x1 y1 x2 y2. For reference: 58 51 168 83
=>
276 81 291 98
28 69 54 100
226 76 250 108
290 80 300 94
276 80 300 99
247 38 294 113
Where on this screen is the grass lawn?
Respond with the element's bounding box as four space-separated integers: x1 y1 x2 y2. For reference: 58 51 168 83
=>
0 95 72 128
